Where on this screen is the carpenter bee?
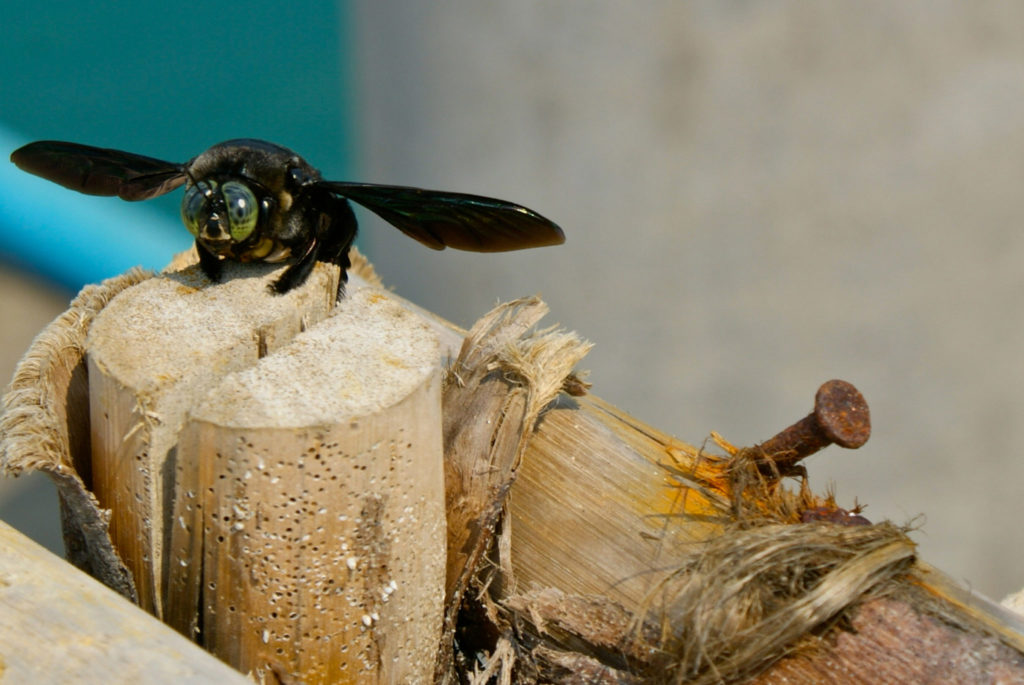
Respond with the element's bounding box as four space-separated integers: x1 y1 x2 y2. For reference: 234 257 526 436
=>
10 139 564 295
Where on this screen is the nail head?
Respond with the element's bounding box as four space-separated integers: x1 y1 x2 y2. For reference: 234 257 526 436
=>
814 379 871 449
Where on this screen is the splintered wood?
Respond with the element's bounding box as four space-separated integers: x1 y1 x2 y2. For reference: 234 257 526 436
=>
85 260 444 683
4 253 1024 683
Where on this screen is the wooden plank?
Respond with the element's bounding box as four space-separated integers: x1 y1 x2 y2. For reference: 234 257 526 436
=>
0 520 249 684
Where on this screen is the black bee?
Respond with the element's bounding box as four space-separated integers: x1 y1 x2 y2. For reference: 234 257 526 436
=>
10 139 564 295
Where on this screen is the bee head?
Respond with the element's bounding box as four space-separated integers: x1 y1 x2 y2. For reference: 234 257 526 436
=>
181 177 269 253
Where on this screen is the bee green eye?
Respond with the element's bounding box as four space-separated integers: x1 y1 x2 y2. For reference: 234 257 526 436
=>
181 181 215 237
221 181 258 242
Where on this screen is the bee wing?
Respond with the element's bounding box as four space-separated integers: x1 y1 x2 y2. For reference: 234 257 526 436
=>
317 181 564 252
11 140 187 201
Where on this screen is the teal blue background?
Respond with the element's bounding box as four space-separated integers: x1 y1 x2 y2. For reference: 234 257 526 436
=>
1 1 352 290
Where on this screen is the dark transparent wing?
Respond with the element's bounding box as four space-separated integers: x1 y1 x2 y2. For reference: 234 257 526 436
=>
317 181 564 252
10 140 186 201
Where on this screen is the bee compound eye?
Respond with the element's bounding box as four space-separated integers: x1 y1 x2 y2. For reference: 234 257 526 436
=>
220 181 259 242
181 182 215 237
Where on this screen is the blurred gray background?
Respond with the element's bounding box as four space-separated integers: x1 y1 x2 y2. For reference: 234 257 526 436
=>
3 3 1023 601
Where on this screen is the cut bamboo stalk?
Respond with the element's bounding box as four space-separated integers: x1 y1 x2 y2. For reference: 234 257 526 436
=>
86 261 339 615
83 256 445 682
165 287 445 682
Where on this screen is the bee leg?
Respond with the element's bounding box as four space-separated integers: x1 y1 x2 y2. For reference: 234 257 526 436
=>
196 240 223 282
318 235 354 301
315 196 357 299
270 237 319 294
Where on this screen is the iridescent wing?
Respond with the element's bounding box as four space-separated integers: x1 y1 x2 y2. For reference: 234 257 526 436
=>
317 181 564 252
11 140 186 201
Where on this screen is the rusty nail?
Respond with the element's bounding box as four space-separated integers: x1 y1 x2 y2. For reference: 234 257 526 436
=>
755 379 871 470
800 505 872 526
